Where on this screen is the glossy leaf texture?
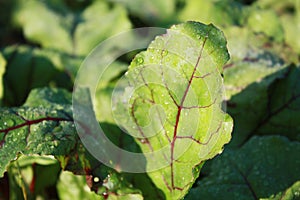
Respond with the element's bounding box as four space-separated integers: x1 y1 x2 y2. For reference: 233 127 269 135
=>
0 87 166 199
0 88 75 177
113 21 233 199
185 136 300 200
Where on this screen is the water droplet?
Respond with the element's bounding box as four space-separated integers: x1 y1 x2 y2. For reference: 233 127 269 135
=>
93 177 100 183
102 192 109 199
50 110 57 115
140 139 146 143
136 57 144 64
5 119 16 127
53 140 59 147
162 50 168 56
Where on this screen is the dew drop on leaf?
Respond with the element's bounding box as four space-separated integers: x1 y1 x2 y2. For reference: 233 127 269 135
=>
136 57 144 64
50 110 57 115
93 177 100 183
4 119 15 127
140 138 146 143
162 50 168 56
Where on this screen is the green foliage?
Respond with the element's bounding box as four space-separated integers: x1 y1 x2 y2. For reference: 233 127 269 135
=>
13 0 131 56
185 136 300 200
113 21 232 199
0 0 300 199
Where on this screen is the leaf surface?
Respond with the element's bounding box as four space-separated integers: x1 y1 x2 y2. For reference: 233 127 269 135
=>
1 46 73 106
185 136 300 200
178 0 245 28
109 0 176 25
227 65 300 146
113 21 233 199
0 88 75 177
13 0 131 55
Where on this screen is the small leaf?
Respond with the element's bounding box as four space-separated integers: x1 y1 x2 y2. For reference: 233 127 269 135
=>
113 21 233 199
185 136 300 200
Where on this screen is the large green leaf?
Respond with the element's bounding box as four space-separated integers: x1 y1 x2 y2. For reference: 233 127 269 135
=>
0 88 76 177
113 21 233 199
1 46 73 106
227 64 300 147
1 87 165 199
13 0 131 55
185 136 300 200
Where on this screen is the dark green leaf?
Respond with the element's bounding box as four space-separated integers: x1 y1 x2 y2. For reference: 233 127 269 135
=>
1 46 73 106
227 65 300 147
185 136 300 200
